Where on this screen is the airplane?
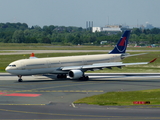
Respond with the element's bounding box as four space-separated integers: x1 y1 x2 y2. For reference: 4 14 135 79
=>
5 30 157 82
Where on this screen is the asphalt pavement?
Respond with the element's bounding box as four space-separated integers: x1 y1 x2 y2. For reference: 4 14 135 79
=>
0 73 160 119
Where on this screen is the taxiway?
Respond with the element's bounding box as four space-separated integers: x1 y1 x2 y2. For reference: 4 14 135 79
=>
0 73 160 119
1 49 160 55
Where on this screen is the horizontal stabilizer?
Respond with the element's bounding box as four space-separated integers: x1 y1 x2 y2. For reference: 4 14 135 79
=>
122 53 147 58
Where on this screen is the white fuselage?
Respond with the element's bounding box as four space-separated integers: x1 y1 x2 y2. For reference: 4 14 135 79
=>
5 54 121 76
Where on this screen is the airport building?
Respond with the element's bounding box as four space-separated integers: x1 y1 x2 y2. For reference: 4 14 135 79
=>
92 25 127 33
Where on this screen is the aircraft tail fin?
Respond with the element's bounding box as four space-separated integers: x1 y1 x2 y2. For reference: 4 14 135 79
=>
109 30 131 54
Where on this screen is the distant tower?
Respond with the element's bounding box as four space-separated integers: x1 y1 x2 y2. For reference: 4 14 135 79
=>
86 21 88 30
91 21 93 27
86 21 93 31
89 21 91 30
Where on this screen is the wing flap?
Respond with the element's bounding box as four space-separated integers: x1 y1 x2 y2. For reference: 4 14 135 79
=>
61 66 82 70
82 62 148 69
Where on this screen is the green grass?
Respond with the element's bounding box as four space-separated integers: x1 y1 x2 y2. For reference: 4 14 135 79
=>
0 43 111 50
74 89 160 106
0 43 160 50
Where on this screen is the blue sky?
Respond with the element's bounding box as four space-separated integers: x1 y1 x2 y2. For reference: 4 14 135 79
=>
0 0 159 28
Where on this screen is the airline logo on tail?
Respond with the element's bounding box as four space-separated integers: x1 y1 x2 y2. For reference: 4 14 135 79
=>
119 37 126 46
115 36 127 52
109 30 130 54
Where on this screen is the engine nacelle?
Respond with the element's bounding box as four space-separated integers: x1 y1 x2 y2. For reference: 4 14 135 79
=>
68 70 83 79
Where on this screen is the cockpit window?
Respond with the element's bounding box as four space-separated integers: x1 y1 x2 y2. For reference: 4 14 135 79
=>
8 65 16 67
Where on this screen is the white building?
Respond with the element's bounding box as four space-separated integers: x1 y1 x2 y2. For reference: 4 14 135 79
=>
92 27 102 32
102 27 122 32
92 25 122 33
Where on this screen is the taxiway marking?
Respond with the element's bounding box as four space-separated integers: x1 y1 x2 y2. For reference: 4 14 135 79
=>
0 92 41 97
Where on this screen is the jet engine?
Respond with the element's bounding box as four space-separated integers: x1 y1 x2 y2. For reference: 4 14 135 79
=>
68 70 83 79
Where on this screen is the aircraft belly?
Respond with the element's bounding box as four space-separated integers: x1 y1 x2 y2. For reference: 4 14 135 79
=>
10 68 55 75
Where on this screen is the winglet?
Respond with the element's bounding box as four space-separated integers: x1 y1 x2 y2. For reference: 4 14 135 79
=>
149 58 157 63
29 53 37 59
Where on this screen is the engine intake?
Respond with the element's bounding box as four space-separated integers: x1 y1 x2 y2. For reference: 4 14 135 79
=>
68 70 83 79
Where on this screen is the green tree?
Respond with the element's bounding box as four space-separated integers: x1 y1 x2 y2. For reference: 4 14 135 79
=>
150 28 160 34
12 30 25 43
132 28 142 36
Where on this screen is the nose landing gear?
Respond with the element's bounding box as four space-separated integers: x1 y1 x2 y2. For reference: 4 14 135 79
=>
18 75 23 82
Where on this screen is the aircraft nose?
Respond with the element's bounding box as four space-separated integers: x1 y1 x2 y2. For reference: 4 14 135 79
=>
5 66 15 74
5 66 10 72
5 66 13 73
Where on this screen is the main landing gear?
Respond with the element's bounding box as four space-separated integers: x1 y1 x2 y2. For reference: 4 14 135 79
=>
57 74 67 79
18 75 23 82
79 76 89 81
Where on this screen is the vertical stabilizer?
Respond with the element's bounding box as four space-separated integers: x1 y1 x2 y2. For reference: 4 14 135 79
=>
29 53 37 59
109 30 131 54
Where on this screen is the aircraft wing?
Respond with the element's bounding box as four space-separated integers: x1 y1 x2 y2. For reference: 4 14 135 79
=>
61 58 157 71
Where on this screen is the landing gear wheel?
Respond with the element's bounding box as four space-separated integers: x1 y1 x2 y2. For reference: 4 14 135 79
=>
79 76 89 81
18 75 23 82
57 74 67 79
62 74 67 79
85 76 89 80
18 79 23 82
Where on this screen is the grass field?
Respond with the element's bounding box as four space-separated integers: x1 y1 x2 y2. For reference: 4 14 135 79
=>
0 43 160 50
74 89 160 106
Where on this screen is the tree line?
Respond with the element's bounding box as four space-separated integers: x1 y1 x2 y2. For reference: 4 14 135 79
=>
0 22 160 46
